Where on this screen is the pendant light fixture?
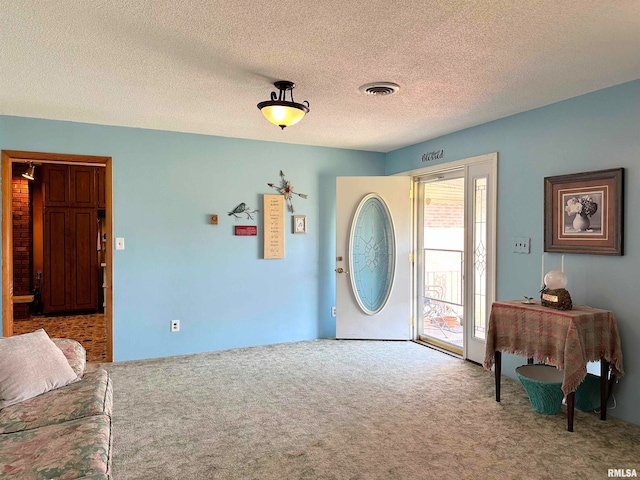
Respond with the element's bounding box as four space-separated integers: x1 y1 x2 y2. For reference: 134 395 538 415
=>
22 162 35 181
257 81 309 129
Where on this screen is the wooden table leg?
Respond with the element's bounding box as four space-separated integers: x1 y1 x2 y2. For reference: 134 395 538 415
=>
495 351 501 402
600 358 610 421
566 392 575 432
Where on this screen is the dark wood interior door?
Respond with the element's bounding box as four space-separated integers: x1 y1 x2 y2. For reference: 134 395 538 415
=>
41 163 101 313
43 207 98 313
96 167 106 209
70 208 98 311
70 166 96 207
43 207 71 312
43 164 70 207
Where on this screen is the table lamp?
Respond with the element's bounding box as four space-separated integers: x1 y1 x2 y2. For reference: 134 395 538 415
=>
541 270 573 310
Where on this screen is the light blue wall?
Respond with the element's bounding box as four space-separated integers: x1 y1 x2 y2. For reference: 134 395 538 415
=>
386 80 640 426
0 116 385 360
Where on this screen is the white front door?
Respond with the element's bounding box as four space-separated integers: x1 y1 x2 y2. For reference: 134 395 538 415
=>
335 176 411 339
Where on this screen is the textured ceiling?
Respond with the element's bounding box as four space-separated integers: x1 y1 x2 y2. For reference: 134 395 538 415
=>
1 1 639 152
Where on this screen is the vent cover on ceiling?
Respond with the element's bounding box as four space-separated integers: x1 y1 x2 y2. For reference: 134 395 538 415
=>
358 82 400 96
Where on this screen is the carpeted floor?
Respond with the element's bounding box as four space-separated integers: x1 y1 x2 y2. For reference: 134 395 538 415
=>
103 340 640 479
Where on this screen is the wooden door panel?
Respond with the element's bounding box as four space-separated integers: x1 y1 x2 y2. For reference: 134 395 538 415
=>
70 166 96 207
70 208 98 310
43 208 70 312
43 164 69 207
96 167 106 208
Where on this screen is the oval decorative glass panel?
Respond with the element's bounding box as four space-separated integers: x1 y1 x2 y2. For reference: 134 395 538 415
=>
348 193 396 315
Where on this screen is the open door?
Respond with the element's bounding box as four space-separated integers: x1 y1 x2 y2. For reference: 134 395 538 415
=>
415 153 497 363
335 176 411 339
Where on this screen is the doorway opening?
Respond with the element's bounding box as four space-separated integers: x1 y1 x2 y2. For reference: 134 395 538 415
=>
419 175 465 355
412 153 496 363
2 151 113 362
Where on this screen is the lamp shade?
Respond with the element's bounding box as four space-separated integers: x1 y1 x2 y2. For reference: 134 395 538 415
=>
257 81 309 129
259 102 308 129
544 270 568 290
22 163 35 181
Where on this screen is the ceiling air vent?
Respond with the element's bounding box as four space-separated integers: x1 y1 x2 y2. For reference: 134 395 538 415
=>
358 82 400 96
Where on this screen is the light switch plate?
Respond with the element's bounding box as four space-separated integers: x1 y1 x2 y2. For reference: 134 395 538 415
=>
115 237 125 250
512 236 530 254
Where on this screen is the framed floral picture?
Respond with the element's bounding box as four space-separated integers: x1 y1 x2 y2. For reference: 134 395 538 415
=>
544 168 624 255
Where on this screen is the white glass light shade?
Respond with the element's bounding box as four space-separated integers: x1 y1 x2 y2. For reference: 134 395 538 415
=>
544 270 568 290
260 104 307 129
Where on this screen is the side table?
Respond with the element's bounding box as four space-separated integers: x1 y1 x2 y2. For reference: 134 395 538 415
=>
483 300 624 432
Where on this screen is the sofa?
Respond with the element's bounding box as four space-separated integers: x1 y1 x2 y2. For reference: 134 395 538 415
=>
0 336 113 479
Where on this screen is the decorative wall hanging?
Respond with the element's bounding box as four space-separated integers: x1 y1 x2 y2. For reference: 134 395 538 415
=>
293 215 307 234
544 168 624 255
263 194 285 259
235 226 257 236
267 170 308 213
228 203 259 220
210 214 218 225
421 150 444 162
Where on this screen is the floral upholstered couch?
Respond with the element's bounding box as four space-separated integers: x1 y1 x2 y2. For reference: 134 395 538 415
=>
0 338 113 479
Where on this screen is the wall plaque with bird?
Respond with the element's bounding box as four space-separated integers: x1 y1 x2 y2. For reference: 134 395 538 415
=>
228 203 259 220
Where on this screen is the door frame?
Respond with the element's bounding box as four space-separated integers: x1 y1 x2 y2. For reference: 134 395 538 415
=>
394 152 497 360
2 150 114 362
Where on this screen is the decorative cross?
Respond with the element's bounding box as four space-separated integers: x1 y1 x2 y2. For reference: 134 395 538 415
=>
267 170 308 213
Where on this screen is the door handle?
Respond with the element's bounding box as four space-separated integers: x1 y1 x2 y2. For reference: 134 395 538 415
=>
335 267 349 274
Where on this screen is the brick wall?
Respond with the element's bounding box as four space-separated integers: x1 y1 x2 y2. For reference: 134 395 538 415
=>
12 166 32 319
424 203 464 228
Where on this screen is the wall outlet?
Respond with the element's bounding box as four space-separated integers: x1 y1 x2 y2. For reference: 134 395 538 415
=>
512 236 530 254
115 237 125 250
331 306 336 317
171 320 180 332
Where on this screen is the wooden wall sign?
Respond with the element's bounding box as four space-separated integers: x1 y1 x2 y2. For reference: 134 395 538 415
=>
263 194 284 259
235 226 257 236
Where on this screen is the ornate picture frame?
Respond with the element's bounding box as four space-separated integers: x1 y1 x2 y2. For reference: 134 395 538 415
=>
544 168 624 255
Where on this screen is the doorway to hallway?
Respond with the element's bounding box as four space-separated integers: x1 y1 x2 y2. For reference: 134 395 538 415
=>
2 150 114 362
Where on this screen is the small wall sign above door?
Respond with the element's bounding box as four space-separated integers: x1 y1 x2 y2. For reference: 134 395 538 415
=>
421 150 444 162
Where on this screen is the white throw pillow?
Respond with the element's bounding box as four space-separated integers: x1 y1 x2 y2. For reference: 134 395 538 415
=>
0 329 78 409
